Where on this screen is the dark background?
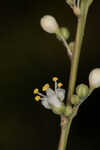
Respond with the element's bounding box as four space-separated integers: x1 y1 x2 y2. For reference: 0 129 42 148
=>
0 0 100 150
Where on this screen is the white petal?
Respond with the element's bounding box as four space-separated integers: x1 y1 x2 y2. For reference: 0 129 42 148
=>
48 95 62 108
41 100 51 109
56 88 65 101
46 88 55 96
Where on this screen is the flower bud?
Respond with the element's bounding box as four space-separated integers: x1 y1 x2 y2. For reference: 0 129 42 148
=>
76 84 89 98
51 103 65 115
89 68 100 89
60 27 70 40
71 95 80 105
40 15 59 34
64 105 73 117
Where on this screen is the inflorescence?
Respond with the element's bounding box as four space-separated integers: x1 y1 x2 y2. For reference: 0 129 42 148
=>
33 68 100 116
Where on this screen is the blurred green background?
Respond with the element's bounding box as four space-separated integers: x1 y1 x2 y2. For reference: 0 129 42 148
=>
0 0 100 150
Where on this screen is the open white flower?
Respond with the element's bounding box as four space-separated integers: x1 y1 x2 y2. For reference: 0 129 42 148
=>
89 68 100 89
33 77 65 110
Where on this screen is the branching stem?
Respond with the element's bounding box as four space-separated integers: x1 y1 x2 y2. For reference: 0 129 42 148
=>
58 117 72 150
66 1 90 105
58 1 93 150
60 35 72 60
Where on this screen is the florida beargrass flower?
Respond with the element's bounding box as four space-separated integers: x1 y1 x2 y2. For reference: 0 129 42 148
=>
33 77 66 115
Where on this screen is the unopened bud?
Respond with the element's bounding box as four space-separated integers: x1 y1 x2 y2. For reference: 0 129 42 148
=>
60 27 70 40
64 105 73 117
71 95 80 105
89 68 100 89
40 15 59 34
76 84 89 98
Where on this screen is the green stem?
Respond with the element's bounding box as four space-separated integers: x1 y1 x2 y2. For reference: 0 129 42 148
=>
58 118 72 150
66 1 90 105
58 1 93 150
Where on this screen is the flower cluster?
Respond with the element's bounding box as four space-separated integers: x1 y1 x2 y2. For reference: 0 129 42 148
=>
33 77 65 112
40 15 72 58
40 15 70 40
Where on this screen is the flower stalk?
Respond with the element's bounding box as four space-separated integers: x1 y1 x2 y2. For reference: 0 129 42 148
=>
58 1 94 150
58 118 72 150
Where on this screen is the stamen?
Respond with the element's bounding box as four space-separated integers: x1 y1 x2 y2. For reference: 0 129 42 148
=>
52 77 58 91
42 83 50 91
38 92 47 97
58 82 63 88
33 88 39 94
33 88 46 97
35 96 40 101
52 77 58 82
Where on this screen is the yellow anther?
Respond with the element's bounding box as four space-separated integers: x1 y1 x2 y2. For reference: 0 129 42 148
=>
35 96 40 101
33 88 39 94
42 83 50 91
52 77 58 82
57 82 63 87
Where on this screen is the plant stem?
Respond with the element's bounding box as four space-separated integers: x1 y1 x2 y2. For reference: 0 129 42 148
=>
66 1 90 105
60 35 72 60
58 118 72 150
58 1 93 150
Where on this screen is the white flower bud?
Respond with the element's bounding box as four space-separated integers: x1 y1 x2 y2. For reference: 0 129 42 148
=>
89 68 100 89
40 15 59 34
